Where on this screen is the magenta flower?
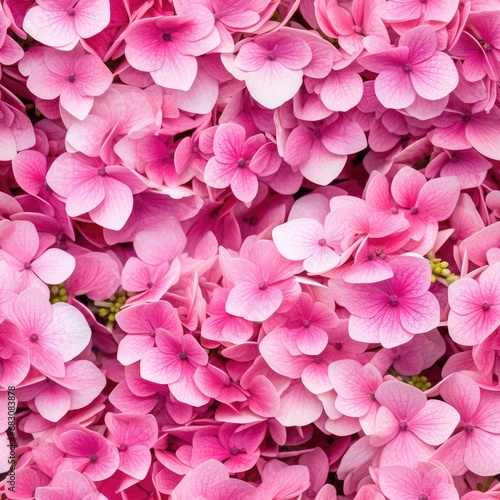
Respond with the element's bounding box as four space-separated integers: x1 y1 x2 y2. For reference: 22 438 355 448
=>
57 425 119 481
23 0 110 50
430 373 500 476
46 152 147 230
335 256 440 348
448 263 500 345
105 413 158 480
359 26 458 109
124 6 219 91
378 462 459 500
2 288 91 377
204 123 267 203
234 32 312 108
225 239 302 322
371 380 460 467
26 47 113 120
0 220 75 295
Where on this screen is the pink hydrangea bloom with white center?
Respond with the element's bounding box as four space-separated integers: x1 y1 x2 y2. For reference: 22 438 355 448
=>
359 26 458 109
334 256 440 348
448 263 500 346
23 0 110 51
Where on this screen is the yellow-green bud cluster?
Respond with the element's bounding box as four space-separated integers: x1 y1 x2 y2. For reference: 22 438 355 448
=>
94 288 130 324
50 283 68 304
408 375 431 391
426 252 459 285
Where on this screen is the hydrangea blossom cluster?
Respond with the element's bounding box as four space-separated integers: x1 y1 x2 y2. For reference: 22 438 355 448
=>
1 0 500 497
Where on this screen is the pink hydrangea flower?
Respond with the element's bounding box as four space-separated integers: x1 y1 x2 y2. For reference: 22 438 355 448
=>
23 0 110 50
35 470 106 500
1 287 91 377
378 461 459 500
234 32 312 108
448 263 500 345
359 26 458 109
124 6 220 91
0 220 75 295
430 373 500 476
171 459 257 500
371 380 460 467
204 123 268 203
56 425 119 481
376 0 459 25
334 256 440 348
225 239 302 322
26 47 113 120
46 152 147 231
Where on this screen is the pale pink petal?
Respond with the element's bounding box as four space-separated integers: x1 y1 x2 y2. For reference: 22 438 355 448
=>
31 248 75 284
398 293 440 334
226 282 283 322
375 68 416 109
245 62 303 109
410 52 459 101
409 400 460 445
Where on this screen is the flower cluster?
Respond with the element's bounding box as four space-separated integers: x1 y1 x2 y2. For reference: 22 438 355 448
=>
1 0 500 498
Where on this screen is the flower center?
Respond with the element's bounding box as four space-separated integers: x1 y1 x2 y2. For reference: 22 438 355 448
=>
119 444 128 452
391 206 399 214
317 238 326 246
462 114 471 122
230 447 239 455
464 424 474 433
334 342 343 350
179 352 187 360
305 489 316 498
410 207 419 215
89 454 98 463
399 421 408 430
404 63 411 72
370 392 376 401
163 33 171 41
259 281 268 290
482 302 491 311
66 7 75 16
24 262 31 269
368 253 375 260
303 319 311 328
30 333 39 343
146 281 154 289
237 159 246 168
314 129 322 139
97 167 106 177
267 52 276 60
352 25 363 34
68 74 75 83
149 330 156 337
418 495 428 500
389 295 399 306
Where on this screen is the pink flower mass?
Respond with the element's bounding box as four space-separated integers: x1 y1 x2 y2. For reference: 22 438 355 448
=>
1 0 500 497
